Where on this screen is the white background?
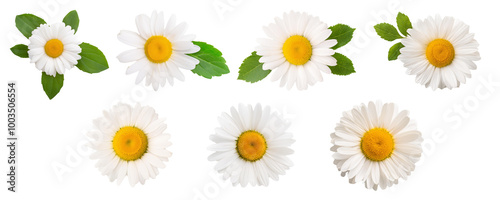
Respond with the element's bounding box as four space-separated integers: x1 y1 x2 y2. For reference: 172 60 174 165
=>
1 0 499 199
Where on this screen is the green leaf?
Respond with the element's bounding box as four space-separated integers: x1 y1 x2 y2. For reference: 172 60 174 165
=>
15 14 46 38
62 10 79 32
388 42 404 61
10 44 29 58
188 41 230 79
41 72 64 100
374 23 403 41
329 53 355 76
396 12 412 36
76 42 109 73
237 51 271 83
327 24 355 50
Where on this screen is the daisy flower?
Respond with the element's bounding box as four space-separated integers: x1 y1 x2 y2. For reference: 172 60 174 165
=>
399 15 480 90
256 11 337 90
27 22 82 77
331 101 422 190
117 11 200 90
208 104 295 186
89 103 172 186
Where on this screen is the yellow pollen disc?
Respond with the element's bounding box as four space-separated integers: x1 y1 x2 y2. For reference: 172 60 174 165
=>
236 130 267 162
112 126 148 161
44 39 64 58
425 39 455 68
282 35 313 66
360 128 395 161
144 36 173 63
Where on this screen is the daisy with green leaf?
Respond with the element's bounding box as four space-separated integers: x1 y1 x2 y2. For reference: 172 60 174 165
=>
237 11 356 90
117 11 229 91
375 13 480 90
11 10 109 99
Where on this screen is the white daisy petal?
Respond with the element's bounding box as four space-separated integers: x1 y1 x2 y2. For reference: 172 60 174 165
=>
142 153 166 169
286 65 298 90
372 162 380 185
44 59 56 76
60 52 79 65
136 14 152 38
311 54 337 66
270 62 290 82
117 49 145 63
127 161 139 186
315 39 337 49
303 16 323 39
262 57 286 70
154 11 164 36
296 66 308 90
309 29 332 46
63 44 81 53
172 53 200 68
136 159 151 182
310 60 331 74
29 34 45 46
304 62 323 83
312 48 335 56
115 161 128 184
118 30 146 48
166 62 185 82
126 58 149 75
167 22 188 41
29 48 45 63
54 57 65 75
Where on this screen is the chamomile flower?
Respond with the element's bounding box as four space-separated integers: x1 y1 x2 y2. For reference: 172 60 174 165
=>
256 11 337 90
331 101 422 190
208 104 295 186
27 22 81 77
399 15 480 90
117 11 200 90
89 103 172 186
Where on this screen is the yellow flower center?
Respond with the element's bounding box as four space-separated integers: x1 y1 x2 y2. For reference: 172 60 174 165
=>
112 126 148 161
360 128 395 161
44 39 64 58
144 36 173 63
236 130 267 162
282 35 313 66
425 39 455 68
